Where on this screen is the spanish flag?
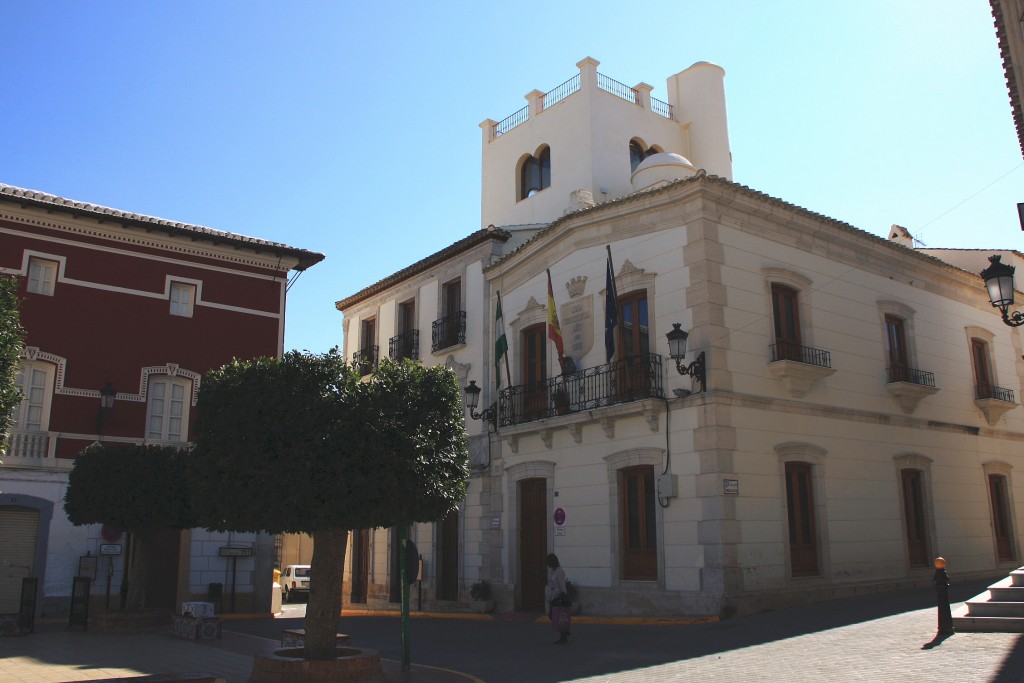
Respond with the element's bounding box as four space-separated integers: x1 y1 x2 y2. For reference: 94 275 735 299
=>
547 269 566 372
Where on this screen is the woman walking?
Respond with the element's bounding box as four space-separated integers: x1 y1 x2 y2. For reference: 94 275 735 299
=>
545 553 571 644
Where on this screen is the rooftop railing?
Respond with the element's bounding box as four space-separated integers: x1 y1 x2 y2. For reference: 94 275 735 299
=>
651 96 673 119
495 105 529 138
543 73 581 110
490 69 673 138
597 72 638 104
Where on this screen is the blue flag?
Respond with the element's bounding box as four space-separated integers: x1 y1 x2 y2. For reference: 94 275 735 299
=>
605 246 618 363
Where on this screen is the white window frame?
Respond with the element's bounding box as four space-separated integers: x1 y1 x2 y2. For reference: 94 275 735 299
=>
13 362 55 432
146 377 191 442
169 282 196 318
27 257 58 296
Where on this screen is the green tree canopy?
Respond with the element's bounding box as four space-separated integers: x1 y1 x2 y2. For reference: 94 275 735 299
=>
63 443 195 611
191 350 469 659
0 274 25 453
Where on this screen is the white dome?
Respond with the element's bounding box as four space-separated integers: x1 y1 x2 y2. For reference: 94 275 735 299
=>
630 152 697 190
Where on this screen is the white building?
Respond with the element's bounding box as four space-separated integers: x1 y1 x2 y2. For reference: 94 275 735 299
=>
337 58 1023 617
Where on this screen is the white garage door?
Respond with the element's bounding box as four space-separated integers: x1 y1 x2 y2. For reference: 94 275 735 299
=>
0 508 39 613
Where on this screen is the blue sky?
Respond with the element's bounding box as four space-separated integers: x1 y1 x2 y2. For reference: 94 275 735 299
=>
2 2 1020 354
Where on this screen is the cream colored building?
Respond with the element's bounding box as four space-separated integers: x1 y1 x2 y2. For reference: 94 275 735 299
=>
336 58 1023 617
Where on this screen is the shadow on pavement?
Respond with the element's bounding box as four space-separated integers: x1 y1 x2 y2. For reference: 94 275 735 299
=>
223 575 1006 683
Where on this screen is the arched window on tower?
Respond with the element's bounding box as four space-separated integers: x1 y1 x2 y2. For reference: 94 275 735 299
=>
519 146 551 200
628 140 660 173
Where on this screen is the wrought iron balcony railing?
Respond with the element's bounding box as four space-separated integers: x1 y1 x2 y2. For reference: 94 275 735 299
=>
770 342 832 368
389 330 419 361
353 347 378 376
497 353 664 428
886 366 936 387
432 311 466 352
976 383 1015 403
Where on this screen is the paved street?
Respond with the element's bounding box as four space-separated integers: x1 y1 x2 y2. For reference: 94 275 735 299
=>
2 576 1023 682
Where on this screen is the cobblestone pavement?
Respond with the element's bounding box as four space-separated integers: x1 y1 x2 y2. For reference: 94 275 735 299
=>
2 577 1023 682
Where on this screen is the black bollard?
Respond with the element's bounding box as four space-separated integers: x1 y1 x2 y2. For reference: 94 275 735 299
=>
933 557 954 636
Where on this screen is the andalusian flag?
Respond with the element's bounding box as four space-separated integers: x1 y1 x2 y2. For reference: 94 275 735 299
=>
547 269 566 371
494 294 508 387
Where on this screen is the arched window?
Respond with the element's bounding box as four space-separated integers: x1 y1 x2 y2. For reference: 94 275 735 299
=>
628 140 660 172
519 146 551 200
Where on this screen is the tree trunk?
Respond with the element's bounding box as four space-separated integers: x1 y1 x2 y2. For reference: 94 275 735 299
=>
304 528 348 660
125 528 154 613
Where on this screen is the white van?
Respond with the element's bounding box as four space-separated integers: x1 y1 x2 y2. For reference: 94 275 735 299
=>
280 564 311 602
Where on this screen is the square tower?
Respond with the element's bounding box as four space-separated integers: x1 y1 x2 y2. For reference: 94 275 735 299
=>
479 57 732 228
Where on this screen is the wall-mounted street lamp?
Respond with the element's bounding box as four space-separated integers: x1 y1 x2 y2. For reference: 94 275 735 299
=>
665 323 706 392
463 380 497 428
96 383 116 434
981 255 1024 327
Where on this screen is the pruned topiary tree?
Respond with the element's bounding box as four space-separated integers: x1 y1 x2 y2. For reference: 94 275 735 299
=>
0 274 25 454
63 443 195 611
190 350 469 661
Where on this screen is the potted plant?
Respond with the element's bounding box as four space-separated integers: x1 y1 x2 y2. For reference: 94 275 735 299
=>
469 580 495 613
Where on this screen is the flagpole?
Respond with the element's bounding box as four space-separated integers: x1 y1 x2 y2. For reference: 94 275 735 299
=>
496 290 512 388
605 245 619 364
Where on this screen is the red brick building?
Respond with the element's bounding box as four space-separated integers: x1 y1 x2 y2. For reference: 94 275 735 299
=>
0 183 323 619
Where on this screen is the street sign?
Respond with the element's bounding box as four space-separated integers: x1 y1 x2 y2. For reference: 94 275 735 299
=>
99 544 122 555
218 546 253 557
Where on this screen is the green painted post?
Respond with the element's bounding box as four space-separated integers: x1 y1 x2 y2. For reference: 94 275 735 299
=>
400 525 411 671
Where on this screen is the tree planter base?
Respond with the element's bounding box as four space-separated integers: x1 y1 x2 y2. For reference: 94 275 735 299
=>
249 647 385 683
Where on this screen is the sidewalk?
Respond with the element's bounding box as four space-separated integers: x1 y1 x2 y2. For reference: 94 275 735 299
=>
0 626 478 683
2 578 1023 682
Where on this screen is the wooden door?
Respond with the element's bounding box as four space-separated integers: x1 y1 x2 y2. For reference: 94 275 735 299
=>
442 279 461 347
619 466 657 580
972 338 991 396
436 510 459 601
772 284 801 361
785 462 819 577
143 528 181 609
901 469 928 567
617 292 650 400
350 529 369 603
990 474 1015 562
519 478 547 611
886 315 909 381
521 324 547 421
0 507 38 613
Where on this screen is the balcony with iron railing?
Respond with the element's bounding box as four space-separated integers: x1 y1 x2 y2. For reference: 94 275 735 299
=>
389 330 420 362
353 346 378 376
767 341 836 398
496 353 664 428
885 365 939 414
974 382 1017 426
976 383 1015 403
432 312 466 353
886 365 936 387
